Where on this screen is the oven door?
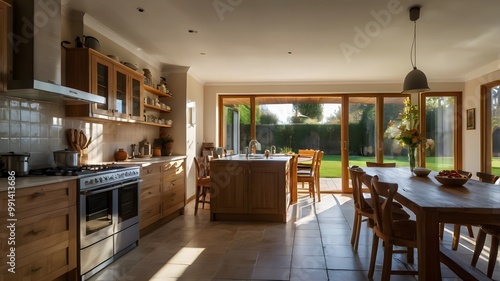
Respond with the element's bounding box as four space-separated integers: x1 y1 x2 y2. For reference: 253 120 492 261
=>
115 181 140 232
80 185 117 249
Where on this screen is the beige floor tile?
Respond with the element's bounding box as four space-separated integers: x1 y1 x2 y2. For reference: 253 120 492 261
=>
86 193 498 281
255 254 292 269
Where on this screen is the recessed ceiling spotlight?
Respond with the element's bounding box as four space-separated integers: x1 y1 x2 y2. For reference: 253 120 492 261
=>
200 52 206 55
137 7 145 12
188 29 198 33
288 51 292 55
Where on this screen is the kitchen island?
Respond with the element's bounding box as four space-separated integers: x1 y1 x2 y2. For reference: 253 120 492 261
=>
210 155 290 222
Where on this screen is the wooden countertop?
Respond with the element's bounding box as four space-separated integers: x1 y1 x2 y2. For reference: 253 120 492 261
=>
213 154 291 162
107 155 187 166
0 156 187 191
0 175 79 191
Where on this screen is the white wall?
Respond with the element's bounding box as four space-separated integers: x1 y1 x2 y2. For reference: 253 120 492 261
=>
185 74 204 200
462 69 500 174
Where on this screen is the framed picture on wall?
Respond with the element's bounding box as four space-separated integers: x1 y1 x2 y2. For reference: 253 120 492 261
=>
466 108 475 130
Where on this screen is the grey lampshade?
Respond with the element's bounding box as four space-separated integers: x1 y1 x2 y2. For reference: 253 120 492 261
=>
402 67 430 94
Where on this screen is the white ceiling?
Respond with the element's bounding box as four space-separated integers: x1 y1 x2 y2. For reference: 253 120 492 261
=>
61 0 500 85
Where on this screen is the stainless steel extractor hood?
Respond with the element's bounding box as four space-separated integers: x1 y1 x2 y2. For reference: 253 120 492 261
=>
6 0 105 104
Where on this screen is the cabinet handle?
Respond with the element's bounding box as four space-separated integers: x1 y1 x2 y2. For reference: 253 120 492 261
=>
31 227 47 235
31 265 43 272
148 191 152 194
147 209 152 213
33 192 45 197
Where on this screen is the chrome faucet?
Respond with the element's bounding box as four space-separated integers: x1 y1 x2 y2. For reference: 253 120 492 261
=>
248 139 260 154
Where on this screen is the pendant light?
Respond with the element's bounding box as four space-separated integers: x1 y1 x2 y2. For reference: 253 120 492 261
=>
402 6 430 94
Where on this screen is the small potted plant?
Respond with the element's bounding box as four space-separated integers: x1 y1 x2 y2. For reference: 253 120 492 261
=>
159 135 174 156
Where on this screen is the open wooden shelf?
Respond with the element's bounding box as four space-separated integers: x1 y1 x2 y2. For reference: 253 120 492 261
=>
144 85 172 97
144 103 171 113
141 122 172 128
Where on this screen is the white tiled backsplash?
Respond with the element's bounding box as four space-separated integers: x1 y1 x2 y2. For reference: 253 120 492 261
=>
0 96 159 168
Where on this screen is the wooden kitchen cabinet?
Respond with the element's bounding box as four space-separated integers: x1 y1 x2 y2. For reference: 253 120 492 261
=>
210 158 289 222
0 180 77 281
0 1 9 92
139 158 186 236
139 163 162 230
65 48 143 121
161 159 185 217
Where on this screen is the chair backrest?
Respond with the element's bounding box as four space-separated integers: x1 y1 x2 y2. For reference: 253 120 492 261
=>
349 167 371 212
458 170 472 178
289 154 298 190
366 162 396 167
194 156 210 180
315 151 324 177
476 172 500 184
298 149 315 157
309 150 321 176
370 175 399 236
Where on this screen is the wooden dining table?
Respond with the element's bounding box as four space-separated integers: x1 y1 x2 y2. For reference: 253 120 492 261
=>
364 167 500 280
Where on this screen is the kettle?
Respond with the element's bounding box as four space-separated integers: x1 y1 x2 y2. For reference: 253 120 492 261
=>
83 35 100 52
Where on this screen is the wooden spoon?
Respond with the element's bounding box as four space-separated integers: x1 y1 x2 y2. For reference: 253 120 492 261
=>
80 130 87 149
67 129 78 151
84 136 93 149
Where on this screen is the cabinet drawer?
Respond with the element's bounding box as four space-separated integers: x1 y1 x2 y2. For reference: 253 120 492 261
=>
140 201 161 230
0 240 71 281
162 175 185 190
162 160 184 178
140 193 161 212
162 184 185 215
1 208 70 256
141 164 161 180
0 181 76 220
140 181 161 200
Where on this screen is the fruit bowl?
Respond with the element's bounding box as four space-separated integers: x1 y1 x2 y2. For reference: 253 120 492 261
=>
434 175 469 186
413 167 431 177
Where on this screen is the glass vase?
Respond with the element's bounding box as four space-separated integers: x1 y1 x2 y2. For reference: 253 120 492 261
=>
408 146 416 174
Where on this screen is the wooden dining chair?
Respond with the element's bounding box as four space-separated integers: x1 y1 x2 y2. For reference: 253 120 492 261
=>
476 171 500 184
297 150 319 201
366 162 396 167
349 167 409 252
194 156 211 215
368 175 418 280
298 149 315 157
471 224 500 278
439 170 475 250
458 170 473 178
470 172 500 278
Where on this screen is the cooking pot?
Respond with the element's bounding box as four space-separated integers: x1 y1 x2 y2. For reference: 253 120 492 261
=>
53 150 80 168
0 152 30 176
83 35 100 52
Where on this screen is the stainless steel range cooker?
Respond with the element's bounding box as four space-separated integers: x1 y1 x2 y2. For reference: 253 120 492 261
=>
78 166 141 280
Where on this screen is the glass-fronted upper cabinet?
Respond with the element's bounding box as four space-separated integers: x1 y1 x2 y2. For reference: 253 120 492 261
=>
91 55 113 116
114 66 128 119
65 48 143 121
129 73 143 122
